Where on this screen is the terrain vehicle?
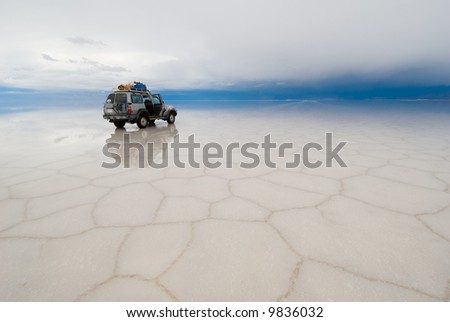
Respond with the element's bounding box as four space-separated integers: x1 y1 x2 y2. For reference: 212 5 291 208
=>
103 89 177 128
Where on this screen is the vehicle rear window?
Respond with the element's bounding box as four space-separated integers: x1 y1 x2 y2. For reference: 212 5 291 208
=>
106 94 115 103
105 93 127 104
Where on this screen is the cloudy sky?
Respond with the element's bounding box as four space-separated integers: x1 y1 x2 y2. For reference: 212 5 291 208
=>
1 0 450 90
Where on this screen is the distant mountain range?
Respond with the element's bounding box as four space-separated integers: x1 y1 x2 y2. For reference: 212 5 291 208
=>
162 84 450 101
1 83 450 111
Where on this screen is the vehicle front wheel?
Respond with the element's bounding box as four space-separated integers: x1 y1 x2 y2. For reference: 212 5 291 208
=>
137 114 148 128
167 112 176 124
114 121 125 128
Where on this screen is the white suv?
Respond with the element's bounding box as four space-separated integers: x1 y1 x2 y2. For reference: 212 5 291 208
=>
103 89 177 128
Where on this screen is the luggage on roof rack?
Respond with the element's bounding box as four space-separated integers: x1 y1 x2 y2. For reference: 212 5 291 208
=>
118 82 132 90
131 82 147 91
117 81 147 91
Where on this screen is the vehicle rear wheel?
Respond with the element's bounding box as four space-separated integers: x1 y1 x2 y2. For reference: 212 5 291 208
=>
167 112 176 124
114 121 125 128
137 114 148 128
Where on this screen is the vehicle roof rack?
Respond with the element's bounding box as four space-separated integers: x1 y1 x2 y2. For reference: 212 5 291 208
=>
112 88 152 94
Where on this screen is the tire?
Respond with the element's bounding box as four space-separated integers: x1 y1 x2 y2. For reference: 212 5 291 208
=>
114 121 125 128
167 112 176 124
137 114 148 129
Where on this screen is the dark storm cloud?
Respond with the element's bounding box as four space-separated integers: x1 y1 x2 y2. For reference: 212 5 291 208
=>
41 53 59 62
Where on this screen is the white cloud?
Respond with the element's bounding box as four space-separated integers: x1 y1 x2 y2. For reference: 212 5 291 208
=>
1 0 450 89
80 57 129 72
66 36 106 47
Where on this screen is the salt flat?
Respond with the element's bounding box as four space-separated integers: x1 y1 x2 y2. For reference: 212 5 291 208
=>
0 101 449 301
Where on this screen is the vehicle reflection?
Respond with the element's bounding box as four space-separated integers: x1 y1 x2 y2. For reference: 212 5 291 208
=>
104 124 178 168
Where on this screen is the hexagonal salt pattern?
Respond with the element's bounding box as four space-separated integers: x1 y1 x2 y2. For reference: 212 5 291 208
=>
0 102 449 301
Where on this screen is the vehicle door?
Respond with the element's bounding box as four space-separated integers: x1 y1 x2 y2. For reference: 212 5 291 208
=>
130 93 145 115
152 94 163 116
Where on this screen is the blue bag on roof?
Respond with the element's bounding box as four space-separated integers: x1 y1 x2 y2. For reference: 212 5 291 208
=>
131 82 147 91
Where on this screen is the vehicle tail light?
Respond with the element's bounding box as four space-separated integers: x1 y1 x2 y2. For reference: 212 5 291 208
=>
127 105 132 114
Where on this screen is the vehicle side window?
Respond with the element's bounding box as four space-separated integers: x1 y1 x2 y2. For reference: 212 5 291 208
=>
115 93 127 104
131 94 143 104
152 95 161 105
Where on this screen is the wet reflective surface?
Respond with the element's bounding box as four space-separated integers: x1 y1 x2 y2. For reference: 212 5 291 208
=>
0 101 450 301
